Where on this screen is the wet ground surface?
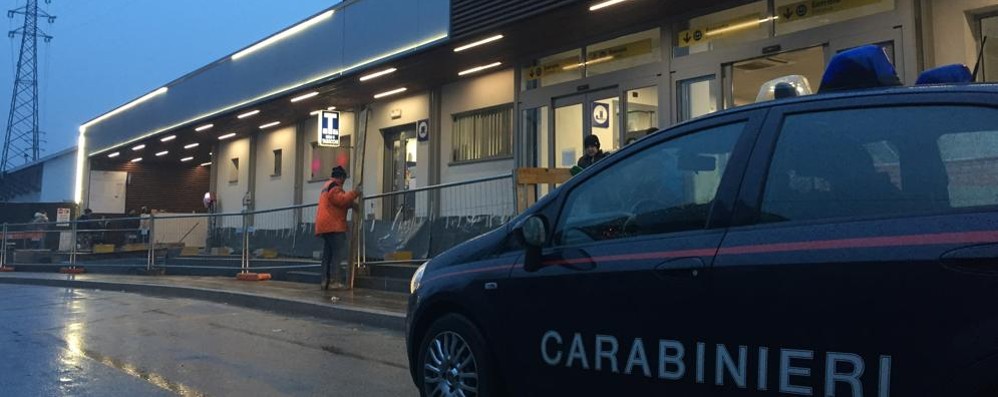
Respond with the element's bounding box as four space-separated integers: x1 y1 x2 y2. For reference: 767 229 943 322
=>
0 284 416 396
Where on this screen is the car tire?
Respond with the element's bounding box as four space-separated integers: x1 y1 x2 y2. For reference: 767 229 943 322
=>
417 313 497 397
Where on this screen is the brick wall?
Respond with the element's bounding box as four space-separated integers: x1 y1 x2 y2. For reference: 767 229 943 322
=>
91 162 210 214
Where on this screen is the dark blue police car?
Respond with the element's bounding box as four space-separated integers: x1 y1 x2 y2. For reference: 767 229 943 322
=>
405 46 998 396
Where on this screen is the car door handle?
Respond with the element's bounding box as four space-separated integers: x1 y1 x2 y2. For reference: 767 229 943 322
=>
940 244 998 273
654 257 705 279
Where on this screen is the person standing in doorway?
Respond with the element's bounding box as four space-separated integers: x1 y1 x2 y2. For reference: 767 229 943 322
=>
315 166 361 290
577 134 608 169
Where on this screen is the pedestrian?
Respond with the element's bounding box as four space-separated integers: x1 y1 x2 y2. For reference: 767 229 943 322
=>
139 206 151 243
315 166 361 290
31 210 49 250
77 209 94 250
577 134 608 169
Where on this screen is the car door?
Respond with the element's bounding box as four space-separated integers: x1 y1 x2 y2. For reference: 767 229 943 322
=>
708 92 998 397
499 109 767 396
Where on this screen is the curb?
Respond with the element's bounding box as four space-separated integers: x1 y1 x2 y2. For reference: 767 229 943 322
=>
0 276 405 331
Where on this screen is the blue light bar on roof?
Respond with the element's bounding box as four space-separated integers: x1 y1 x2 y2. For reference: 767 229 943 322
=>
915 64 973 85
818 45 901 93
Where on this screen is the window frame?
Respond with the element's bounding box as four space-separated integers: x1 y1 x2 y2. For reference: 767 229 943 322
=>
732 90 998 231
272 149 283 177
450 103 515 165
978 12 998 83
542 108 767 250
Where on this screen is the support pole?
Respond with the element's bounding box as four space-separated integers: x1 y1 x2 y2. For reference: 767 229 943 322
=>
0 223 11 271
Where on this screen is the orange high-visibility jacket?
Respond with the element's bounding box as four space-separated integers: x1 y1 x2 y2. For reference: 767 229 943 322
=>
315 179 358 235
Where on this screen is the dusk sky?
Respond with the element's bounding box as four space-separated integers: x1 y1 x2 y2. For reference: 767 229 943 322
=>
1 0 335 158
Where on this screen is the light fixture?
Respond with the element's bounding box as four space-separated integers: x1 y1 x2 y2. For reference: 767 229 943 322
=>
131 157 143 163
81 87 168 129
589 0 630 11
195 124 214 132
290 91 319 102
458 61 502 76
232 10 335 60
155 151 169 157
184 143 199 149
181 157 194 162
218 133 236 140
327 106 336 110
200 162 212 167
705 16 777 37
454 34 503 52
107 152 120 158
259 121 281 129
309 110 321 116
374 87 407 99
160 135 176 142
359 67 397 81
237 110 260 119
74 133 86 204
132 144 146 151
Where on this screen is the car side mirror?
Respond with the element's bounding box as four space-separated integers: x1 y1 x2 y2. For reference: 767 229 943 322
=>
520 215 547 272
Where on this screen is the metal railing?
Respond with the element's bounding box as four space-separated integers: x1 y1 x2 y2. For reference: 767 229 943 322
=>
0 173 517 276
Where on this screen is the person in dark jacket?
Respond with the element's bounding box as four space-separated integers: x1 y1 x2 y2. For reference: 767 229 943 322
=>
315 166 361 290
577 134 608 169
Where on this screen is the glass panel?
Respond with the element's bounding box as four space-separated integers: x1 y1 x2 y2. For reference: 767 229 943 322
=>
626 86 659 145
982 16 998 82
452 106 513 162
590 95 619 153
310 137 351 181
522 106 551 198
679 76 718 121
523 48 584 90
728 46 824 107
554 103 584 169
675 1 770 57
586 28 661 77
775 0 895 36
555 121 746 245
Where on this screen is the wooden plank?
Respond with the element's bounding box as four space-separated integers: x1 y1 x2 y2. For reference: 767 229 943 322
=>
515 168 572 185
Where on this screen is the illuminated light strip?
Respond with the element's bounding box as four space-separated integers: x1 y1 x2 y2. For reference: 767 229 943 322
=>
290 91 319 102
218 133 236 140
374 87 407 99
81 87 168 129
155 151 169 157
589 0 630 11
88 34 448 156
232 10 335 60
309 110 321 116
74 133 86 204
259 121 281 129
195 124 214 132
706 16 778 37
184 143 199 149
458 61 502 76
131 157 143 163
359 67 397 81
237 110 260 119
107 152 120 158
562 55 615 71
160 135 176 142
132 144 146 151
453 34 503 52
327 106 336 110
200 162 212 167
180 157 194 162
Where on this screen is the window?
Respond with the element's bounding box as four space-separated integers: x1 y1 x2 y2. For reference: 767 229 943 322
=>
452 105 513 163
626 86 659 144
228 158 239 183
272 149 283 177
761 105 998 224
310 136 351 181
981 15 998 82
555 122 746 246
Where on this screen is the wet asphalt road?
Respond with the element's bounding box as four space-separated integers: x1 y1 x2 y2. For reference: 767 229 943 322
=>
0 284 416 396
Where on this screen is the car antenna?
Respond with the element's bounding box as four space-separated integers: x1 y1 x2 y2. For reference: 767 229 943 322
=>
972 36 988 82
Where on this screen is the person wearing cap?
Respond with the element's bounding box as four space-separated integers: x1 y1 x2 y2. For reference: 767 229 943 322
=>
315 166 362 290
577 134 608 169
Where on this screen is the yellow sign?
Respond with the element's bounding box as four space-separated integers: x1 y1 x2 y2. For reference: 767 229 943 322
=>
678 14 767 48
777 0 880 23
525 39 654 81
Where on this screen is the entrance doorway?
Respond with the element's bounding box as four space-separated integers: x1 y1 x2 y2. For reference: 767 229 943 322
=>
551 87 619 170
382 125 417 218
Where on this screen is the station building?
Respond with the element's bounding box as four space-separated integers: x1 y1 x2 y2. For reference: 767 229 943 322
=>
74 0 998 253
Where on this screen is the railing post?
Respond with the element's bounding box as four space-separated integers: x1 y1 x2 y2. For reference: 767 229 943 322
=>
146 214 156 271
241 212 250 274
70 218 78 266
1 223 8 267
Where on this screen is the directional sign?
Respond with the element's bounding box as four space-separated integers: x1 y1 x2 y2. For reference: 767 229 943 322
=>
777 0 881 23
416 119 430 142
592 102 610 128
318 110 340 147
678 13 764 48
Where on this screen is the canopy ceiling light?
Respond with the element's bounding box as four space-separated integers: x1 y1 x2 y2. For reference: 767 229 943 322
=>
454 34 503 52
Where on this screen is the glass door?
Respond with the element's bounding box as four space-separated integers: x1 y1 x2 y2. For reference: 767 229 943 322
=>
549 87 620 171
382 126 417 220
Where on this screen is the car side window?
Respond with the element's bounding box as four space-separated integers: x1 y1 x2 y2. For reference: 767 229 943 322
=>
761 105 998 223
554 122 746 246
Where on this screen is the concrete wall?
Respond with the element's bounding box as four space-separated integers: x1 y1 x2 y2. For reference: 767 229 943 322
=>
440 69 516 183
926 0 998 68
254 125 296 211
215 137 251 214
39 150 77 203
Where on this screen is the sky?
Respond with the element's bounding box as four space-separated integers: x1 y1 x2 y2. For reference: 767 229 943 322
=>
1 0 336 159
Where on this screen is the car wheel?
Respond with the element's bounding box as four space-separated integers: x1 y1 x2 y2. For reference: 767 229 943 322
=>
418 314 496 397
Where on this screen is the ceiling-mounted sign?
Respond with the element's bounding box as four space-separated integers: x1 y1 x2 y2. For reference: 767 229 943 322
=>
416 119 430 142
592 102 610 128
678 13 766 48
777 0 880 23
318 110 340 147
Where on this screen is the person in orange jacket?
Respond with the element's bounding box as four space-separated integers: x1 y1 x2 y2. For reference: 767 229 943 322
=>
315 166 361 290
